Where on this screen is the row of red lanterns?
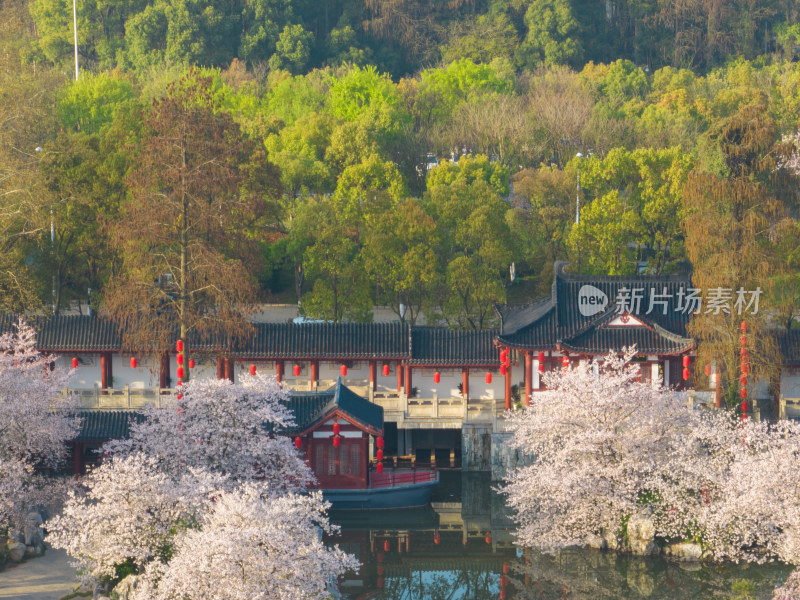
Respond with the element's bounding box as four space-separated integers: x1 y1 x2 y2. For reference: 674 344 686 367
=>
740 322 749 415
682 354 690 381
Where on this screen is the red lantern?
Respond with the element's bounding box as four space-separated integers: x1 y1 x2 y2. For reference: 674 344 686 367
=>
741 362 750 375
71 357 78 369
376 436 384 449
250 364 256 376
177 393 183 400
176 380 183 387
377 448 384 461
176 340 184 352
332 435 340 448
740 347 748 357
682 355 690 368
705 364 711 376
740 374 748 386
377 577 384 589
562 355 569 368
741 321 748 333
740 335 747 347
188 358 195 369
485 372 492 384
538 362 545 374
682 367 690 381
740 387 747 399
502 562 510 575
538 351 545 363
377 565 384 576
384 540 390 552
176 353 184 365
293 364 301 376
500 590 507 600
741 400 748 412
434 532 441 545
130 357 137 369
500 364 507 376
500 575 510 587
434 371 441 384
340 364 347 377
383 363 390 376
333 422 340 435
376 462 384 474
294 437 302 450
485 532 492 544
176 366 184 379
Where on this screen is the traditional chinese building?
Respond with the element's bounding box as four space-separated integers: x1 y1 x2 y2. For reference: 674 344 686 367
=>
494 262 696 404
5 262 800 477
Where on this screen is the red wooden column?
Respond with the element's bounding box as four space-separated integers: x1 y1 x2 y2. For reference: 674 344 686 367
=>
397 361 404 392
216 356 224 380
369 360 377 392
524 352 533 407
275 360 283 383
310 361 319 390
160 353 170 388
462 368 469 401
505 365 512 411
100 352 112 393
404 365 412 396
224 358 234 382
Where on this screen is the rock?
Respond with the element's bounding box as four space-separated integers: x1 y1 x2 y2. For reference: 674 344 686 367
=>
587 533 607 550
9 530 24 544
6 541 26 562
627 513 659 556
602 528 621 551
24 543 44 558
23 511 44 546
665 541 703 561
113 575 140 600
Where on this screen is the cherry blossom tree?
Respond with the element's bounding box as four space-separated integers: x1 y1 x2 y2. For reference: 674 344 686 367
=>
133 485 359 600
49 374 355 597
503 347 800 590
0 318 79 530
47 454 226 583
106 373 314 492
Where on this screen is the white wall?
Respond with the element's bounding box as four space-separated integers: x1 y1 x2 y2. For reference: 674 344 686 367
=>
59 354 101 389
111 354 159 388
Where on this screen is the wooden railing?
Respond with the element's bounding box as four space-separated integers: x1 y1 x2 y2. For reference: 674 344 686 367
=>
369 388 504 423
369 467 438 489
66 387 174 409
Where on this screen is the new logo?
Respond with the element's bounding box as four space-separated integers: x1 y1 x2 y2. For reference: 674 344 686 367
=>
578 285 608 316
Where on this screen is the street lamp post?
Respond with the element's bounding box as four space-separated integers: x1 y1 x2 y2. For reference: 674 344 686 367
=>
72 0 79 80
575 152 583 225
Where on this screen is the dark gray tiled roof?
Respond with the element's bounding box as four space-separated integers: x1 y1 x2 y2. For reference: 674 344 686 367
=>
408 327 500 365
284 378 383 435
0 317 410 360
236 322 410 359
75 410 144 442
778 329 800 363
496 262 694 355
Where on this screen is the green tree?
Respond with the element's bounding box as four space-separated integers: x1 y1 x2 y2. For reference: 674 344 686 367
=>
268 24 313 74
362 198 439 325
426 154 510 197
515 0 583 68
426 179 513 329
297 196 373 322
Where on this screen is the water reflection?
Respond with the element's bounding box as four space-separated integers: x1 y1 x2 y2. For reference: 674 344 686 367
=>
326 471 792 599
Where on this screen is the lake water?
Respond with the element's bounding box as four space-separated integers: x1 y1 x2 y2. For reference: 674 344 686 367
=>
327 471 793 599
